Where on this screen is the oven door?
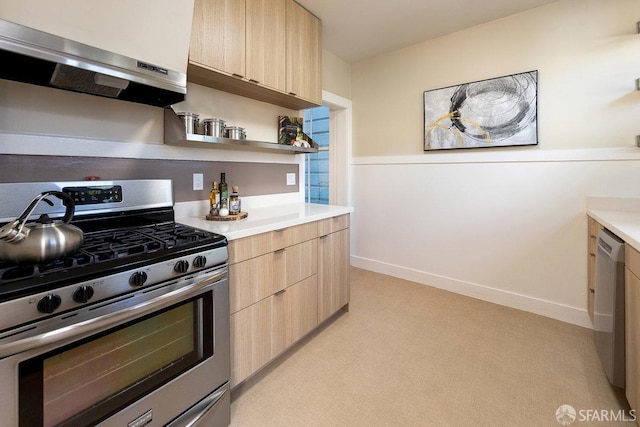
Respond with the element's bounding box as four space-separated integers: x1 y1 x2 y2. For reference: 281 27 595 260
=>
0 266 229 427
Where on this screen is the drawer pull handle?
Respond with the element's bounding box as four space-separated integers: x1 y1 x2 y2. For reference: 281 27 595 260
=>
274 289 286 296
274 248 286 254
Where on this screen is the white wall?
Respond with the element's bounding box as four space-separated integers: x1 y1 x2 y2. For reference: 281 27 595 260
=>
350 0 640 327
0 79 302 165
322 49 352 100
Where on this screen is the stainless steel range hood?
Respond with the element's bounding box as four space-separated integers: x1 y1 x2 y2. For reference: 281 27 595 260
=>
0 18 186 107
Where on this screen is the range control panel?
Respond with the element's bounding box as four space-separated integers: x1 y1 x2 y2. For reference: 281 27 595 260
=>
63 185 123 205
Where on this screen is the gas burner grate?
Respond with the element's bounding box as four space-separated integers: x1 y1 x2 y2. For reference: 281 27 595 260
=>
140 223 213 248
0 222 222 287
81 229 167 260
0 253 96 282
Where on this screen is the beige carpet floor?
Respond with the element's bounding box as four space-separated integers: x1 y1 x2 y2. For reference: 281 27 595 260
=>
229 267 632 426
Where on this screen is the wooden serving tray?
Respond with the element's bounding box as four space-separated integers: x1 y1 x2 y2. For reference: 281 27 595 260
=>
206 211 248 221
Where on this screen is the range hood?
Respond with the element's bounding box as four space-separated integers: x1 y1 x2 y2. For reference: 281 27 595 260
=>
0 18 186 107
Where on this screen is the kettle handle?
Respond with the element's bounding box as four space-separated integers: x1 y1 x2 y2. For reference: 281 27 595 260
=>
16 191 76 224
39 191 76 224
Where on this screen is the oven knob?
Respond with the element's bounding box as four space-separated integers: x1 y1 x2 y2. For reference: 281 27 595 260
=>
193 255 207 268
73 285 95 303
174 260 190 273
37 294 62 314
129 271 148 287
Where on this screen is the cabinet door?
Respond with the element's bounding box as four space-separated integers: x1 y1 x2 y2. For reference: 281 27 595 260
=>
230 297 272 387
626 267 640 414
190 0 245 77
285 0 322 104
272 275 318 356
246 0 286 91
318 228 350 322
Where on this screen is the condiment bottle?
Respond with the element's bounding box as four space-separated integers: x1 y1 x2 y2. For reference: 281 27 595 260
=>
209 181 219 215
219 199 229 217
229 186 241 214
219 173 228 206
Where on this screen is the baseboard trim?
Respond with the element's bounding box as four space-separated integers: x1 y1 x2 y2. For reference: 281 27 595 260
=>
350 255 593 329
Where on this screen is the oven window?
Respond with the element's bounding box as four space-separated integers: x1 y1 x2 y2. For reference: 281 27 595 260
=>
19 294 213 427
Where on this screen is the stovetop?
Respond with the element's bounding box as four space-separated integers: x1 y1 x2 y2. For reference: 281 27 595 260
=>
0 220 227 302
0 180 228 304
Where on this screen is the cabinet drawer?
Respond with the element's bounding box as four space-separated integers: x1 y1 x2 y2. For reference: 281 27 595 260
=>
318 214 350 236
228 232 273 264
626 244 640 279
588 217 603 257
229 252 281 314
230 239 318 313
283 239 317 288
588 216 604 238
272 222 318 250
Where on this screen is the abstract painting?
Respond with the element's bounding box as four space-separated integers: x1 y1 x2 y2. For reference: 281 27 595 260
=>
424 71 538 151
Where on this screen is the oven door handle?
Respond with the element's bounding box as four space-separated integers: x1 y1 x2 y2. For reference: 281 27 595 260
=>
0 268 227 359
165 384 229 427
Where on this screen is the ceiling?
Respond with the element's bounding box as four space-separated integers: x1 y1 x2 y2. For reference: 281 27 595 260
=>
295 0 559 63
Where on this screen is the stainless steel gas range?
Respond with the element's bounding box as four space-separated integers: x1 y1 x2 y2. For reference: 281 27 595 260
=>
0 180 230 427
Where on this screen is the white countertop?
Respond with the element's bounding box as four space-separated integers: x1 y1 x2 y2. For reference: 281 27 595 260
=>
176 202 354 241
587 209 640 251
587 197 640 251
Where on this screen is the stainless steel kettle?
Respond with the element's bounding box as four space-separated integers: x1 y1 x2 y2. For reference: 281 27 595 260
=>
0 191 84 263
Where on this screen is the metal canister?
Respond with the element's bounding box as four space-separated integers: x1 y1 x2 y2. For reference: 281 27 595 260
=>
176 112 200 135
225 126 246 140
202 118 226 137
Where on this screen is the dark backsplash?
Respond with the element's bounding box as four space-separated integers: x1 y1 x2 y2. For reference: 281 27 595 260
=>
0 154 298 202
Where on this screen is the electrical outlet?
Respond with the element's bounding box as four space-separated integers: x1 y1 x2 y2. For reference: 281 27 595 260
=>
193 173 204 191
286 173 296 186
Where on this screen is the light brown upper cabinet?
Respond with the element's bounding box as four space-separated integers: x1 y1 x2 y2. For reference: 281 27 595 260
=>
188 0 322 110
245 0 286 91
190 0 245 77
285 0 322 105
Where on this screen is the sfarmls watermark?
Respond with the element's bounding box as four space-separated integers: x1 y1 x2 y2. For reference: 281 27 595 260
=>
556 404 636 425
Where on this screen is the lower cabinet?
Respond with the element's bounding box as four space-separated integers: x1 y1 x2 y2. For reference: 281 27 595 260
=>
318 227 350 322
626 244 640 417
228 214 350 388
587 216 603 323
272 275 318 357
230 297 273 387
230 275 318 387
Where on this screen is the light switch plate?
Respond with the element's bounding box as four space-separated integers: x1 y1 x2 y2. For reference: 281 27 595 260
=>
286 173 296 186
193 173 204 190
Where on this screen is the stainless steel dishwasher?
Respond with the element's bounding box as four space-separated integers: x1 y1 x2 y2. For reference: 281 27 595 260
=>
594 228 625 388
